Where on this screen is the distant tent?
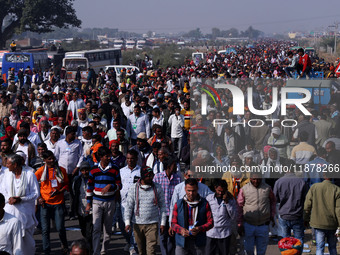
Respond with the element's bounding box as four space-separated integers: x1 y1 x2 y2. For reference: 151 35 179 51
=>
225 47 237 54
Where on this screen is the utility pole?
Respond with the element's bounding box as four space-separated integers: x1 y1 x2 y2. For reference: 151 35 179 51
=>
329 22 339 55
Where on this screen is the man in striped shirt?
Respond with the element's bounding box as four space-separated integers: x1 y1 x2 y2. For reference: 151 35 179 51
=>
86 147 122 255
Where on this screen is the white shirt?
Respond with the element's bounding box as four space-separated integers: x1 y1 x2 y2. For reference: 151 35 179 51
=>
151 116 164 128
168 114 184 138
166 80 174 93
54 139 83 174
0 167 8 195
121 102 135 118
126 113 150 139
81 137 92 157
107 127 128 141
120 165 141 206
44 139 61 154
0 212 23 255
3 169 40 231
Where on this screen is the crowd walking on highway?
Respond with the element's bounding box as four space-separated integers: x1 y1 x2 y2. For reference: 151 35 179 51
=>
0 40 339 255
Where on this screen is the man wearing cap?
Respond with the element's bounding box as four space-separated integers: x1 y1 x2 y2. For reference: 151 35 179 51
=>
125 167 167 255
150 98 157 108
73 161 93 252
45 126 62 154
126 105 150 146
266 127 289 158
130 132 152 167
77 108 89 129
190 114 207 138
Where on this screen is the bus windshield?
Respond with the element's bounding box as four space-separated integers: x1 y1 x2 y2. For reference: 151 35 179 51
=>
64 59 87 71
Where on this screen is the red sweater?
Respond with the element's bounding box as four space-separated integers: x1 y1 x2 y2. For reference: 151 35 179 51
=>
298 54 311 72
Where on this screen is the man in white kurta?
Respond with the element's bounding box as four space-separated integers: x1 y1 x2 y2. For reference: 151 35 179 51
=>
2 154 39 255
0 193 23 255
0 192 24 255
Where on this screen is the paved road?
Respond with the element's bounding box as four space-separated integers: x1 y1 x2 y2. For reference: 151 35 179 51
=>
34 220 339 255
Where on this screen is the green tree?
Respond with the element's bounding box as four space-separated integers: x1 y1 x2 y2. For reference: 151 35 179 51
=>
211 27 221 39
183 28 203 39
225 28 239 37
241 26 263 39
320 37 335 49
0 0 81 49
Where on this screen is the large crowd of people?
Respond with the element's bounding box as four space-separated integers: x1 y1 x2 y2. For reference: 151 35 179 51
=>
0 39 339 255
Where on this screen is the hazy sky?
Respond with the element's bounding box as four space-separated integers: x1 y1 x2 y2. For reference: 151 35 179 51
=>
73 0 340 34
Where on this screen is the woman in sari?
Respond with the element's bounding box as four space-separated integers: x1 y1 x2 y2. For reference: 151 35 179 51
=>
0 125 16 141
0 116 11 137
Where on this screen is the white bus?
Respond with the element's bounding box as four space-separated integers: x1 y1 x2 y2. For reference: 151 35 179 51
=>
125 40 135 50
62 48 122 83
136 40 146 50
114 40 124 49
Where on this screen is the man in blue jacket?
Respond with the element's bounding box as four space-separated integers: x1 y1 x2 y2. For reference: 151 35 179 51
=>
171 178 214 255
